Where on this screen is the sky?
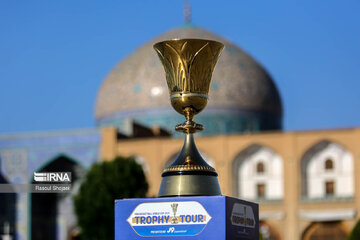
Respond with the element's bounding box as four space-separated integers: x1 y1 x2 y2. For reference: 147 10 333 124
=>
0 0 359 133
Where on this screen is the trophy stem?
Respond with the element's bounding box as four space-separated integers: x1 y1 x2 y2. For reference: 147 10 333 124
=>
175 107 204 134
158 131 222 197
169 133 207 168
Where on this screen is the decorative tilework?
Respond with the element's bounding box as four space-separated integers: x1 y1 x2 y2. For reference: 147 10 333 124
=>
95 26 283 135
98 106 282 137
133 84 142 93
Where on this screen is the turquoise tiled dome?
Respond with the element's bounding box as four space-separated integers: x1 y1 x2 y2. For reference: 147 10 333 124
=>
95 26 283 136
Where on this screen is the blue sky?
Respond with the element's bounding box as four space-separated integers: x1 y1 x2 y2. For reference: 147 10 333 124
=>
0 0 359 133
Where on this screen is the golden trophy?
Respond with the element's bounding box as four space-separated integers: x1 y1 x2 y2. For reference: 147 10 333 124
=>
154 39 224 197
171 203 179 224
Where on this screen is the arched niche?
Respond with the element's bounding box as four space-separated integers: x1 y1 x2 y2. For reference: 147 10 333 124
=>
302 221 348 240
164 151 215 169
232 144 283 201
31 154 85 240
300 140 354 200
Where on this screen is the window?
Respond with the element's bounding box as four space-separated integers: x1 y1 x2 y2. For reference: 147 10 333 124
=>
325 181 335 196
257 183 266 199
256 162 265 174
325 158 334 170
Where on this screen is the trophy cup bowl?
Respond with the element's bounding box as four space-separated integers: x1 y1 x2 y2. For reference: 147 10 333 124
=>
154 39 224 197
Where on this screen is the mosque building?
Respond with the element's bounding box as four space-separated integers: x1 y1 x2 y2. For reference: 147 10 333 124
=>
0 23 359 240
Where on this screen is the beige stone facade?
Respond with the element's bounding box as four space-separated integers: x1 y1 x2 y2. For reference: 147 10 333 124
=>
101 126 360 239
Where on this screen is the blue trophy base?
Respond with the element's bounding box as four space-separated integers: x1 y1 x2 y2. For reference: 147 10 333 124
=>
115 195 259 240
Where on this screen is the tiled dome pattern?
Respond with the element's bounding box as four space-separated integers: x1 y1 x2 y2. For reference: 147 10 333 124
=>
95 26 283 135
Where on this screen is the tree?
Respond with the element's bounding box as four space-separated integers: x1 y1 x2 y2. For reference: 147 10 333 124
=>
74 156 148 240
259 231 263 240
348 219 360 240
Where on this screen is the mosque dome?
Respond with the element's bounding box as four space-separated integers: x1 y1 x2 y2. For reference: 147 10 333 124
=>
95 26 283 136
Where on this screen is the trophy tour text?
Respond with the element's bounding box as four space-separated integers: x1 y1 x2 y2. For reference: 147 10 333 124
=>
131 214 207 225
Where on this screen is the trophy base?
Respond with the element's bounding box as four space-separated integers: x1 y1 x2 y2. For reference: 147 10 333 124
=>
158 174 221 197
115 196 259 239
